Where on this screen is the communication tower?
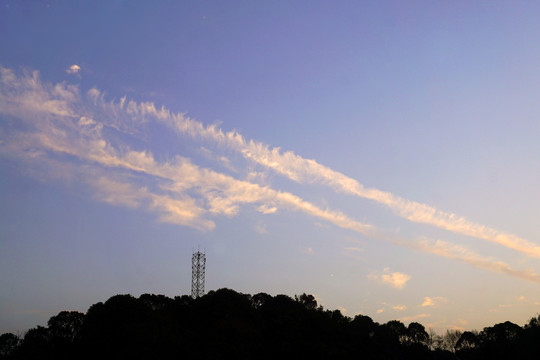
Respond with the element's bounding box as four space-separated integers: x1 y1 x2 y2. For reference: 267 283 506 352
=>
191 250 206 299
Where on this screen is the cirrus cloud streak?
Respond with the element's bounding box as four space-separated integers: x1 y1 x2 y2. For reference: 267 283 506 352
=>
1 65 539 285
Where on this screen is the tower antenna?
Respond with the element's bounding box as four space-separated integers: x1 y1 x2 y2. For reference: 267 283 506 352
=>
191 249 206 299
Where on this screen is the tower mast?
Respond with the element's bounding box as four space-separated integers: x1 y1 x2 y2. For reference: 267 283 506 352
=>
191 250 206 299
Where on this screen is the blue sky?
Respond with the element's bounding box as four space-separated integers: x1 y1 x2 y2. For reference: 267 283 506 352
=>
1 1 540 334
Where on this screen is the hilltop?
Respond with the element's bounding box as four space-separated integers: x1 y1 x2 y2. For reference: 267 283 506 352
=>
1 288 539 359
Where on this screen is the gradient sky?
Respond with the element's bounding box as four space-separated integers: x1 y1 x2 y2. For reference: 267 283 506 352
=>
1 1 540 334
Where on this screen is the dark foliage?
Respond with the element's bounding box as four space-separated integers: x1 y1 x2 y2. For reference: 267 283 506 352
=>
1 289 539 359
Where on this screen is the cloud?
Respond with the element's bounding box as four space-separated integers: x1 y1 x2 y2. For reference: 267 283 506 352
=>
198 146 237 172
254 222 268 234
92 172 215 231
149 193 215 231
421 296 447 307
73 77 540 259
257 204 278 214
410 238 540 284
66 64 81 74
91 176 145 208
376 308 384 314
381 271 411 289
364 229 540 285
0 66 78 118
236 146 540 258
369 268 411 289
120 89 540 259
378 303 407 312
0 65 374 235
2 65 540 286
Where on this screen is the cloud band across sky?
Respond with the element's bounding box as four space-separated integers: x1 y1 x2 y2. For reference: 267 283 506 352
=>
1 65 539 285
0 66 373 234
118 99 540 259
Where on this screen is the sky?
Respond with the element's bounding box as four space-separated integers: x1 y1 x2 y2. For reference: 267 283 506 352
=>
1 0 540 334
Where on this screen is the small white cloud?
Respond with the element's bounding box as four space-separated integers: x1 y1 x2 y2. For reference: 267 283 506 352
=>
381 272 410 289
306 247 314 255
66 64 81 74
257 204 277 214
393 305 407 311
421 296 447 307
370 268 410 289
422 297 434 307
376 308 384 314
78 116 95 126
519 295 526 301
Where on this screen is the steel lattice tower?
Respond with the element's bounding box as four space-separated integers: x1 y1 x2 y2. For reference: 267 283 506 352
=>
191 250 206 299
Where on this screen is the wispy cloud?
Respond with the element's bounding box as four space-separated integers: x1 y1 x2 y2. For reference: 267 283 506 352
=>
0 65 374 236
367 229 540 284
2 66 540 286
237 145 540 259
113 90 540 259
410 238 540 284
83 85 538 259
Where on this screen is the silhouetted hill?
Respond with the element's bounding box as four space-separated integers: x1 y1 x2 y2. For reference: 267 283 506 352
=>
1 288 539 359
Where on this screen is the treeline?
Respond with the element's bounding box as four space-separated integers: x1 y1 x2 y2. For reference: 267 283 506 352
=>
1 288 539 359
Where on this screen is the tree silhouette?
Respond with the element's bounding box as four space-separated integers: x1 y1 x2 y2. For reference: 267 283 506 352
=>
295 293 318 310
383 319 407 344
407 322 429 345
0 333 19 359
455 330 478 350
3 289 540 360
47 311 84 341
